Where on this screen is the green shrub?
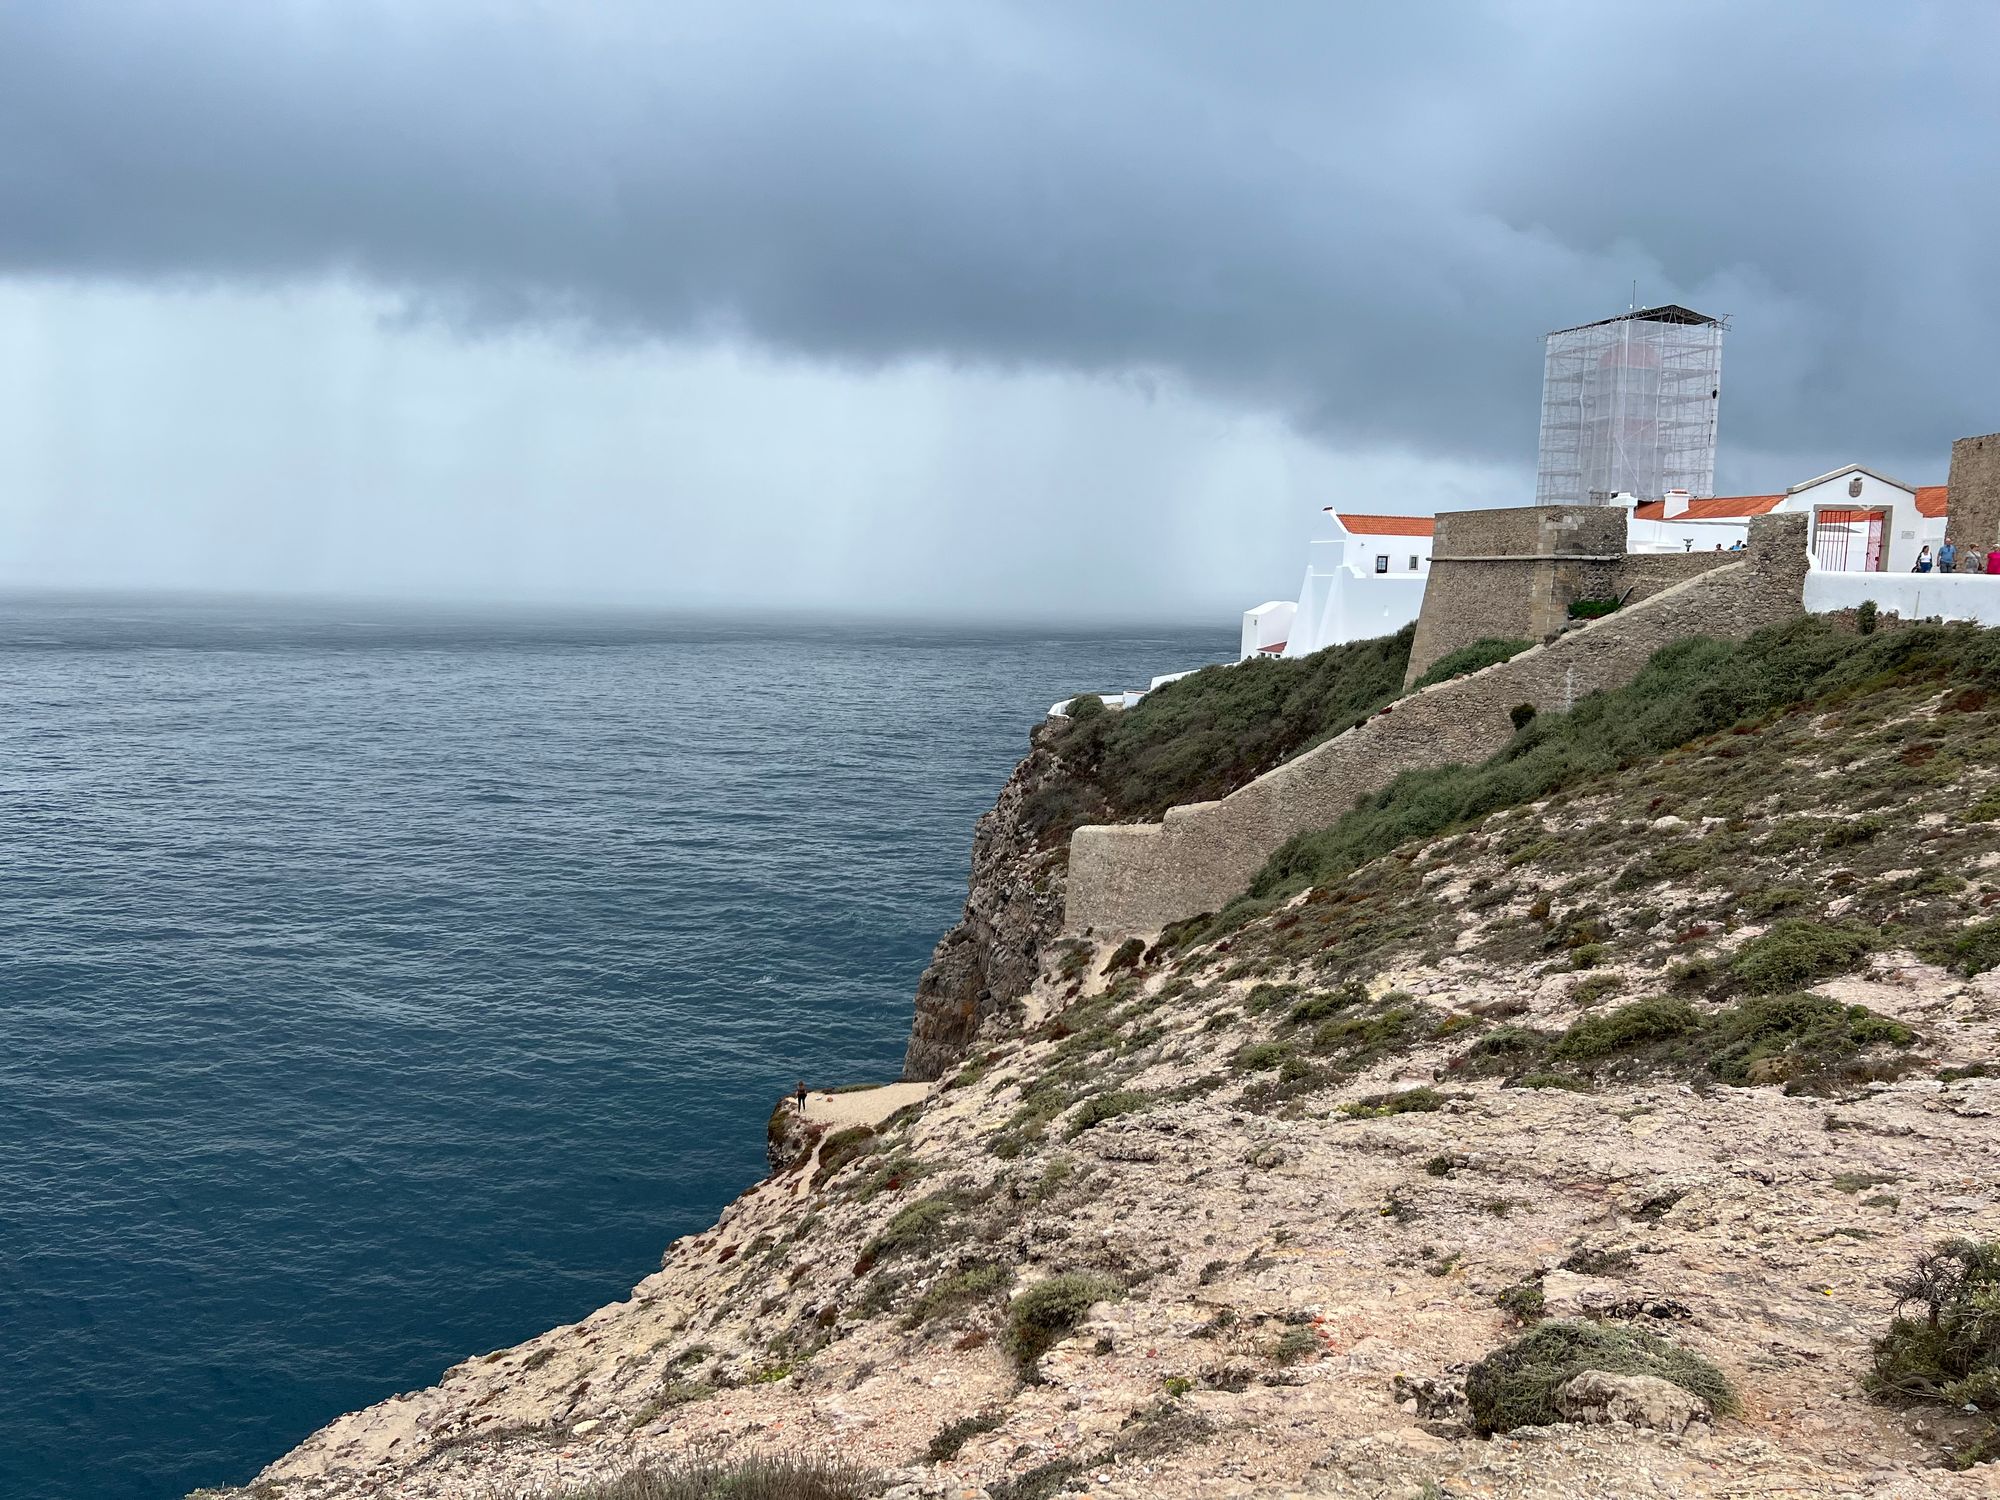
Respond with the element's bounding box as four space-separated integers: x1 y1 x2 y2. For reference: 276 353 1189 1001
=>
1309 1004 1423 1062
1567 598 1621 620
552 1452 876 1499
1339 1086 1446 1118
1937 919 2000 977
1056 940 1095 980
1064 1089 1151 1138
1702 993 1916 1086
907 1263 1014 1327
1245 981 1301 1015
1559 1246 1636 1277
927 1410 1004 1461
1510 702 1538 731
1729 920 1879 993
1495 1279 1546 1323
1822 815 1887 850
1554 998 1701 1061
1234 1041 1293 1072
1856 599 1879 635
860 1193 962 1266
1410 637 1534 691
1465 1321 1737 1435
1285 980 1366 1025
1024 626 1414 846
1743 885 1814 919
1466 1024 1546 1057
1269 1327 1320 1365
1507 1072 1593 1091
1065 691 1107 721
1101 937 1147 975
1569 973 1622 1007
1866 1239 2000 1468
1006 1273 1123 1375
1549 991 1916 1089
811 1125 879 1187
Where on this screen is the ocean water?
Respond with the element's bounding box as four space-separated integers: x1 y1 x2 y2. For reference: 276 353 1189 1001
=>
0 595 1231 1500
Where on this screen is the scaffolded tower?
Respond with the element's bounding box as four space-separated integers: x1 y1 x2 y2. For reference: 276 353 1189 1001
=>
1534 305 1726 505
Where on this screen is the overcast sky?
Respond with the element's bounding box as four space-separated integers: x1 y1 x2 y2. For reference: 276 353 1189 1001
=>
3 1 1996 620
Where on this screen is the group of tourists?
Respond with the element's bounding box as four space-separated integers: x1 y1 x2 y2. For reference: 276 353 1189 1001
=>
1913 540 1999 574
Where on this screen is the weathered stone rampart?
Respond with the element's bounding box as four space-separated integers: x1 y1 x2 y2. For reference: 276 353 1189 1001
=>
1405 505 1735 686
1064 513 1809 935
1946 431 2000 555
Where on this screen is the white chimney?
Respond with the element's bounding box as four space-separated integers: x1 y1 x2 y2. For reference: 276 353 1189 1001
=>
1663 489 1693 519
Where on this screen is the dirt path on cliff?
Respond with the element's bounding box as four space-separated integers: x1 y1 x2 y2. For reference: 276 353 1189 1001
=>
799 1082 931 1130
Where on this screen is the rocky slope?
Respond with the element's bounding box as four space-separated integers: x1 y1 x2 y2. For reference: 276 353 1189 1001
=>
901 723 1074 1081
203 654 2000 1499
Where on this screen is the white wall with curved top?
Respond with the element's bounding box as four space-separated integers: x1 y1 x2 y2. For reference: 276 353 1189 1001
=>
1804 567 2000 625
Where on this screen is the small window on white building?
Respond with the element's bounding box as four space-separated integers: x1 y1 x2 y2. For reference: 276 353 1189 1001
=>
1409 555 1420 571
1374 555 1389 574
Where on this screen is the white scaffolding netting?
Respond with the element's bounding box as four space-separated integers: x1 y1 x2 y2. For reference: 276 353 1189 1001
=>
1534 308 1725 505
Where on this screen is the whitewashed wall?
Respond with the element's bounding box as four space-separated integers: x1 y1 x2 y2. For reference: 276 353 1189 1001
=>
1804 568 2000 625
1628 516 1749 554
1238 601 1296 659
1284 558 1427 657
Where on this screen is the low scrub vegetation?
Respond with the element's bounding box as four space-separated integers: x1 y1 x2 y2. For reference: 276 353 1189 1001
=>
857 1193 963 1271
1023 626 1414 844
1064 1088 1151 1137
1409 637 1533 691
1006 1272 1123 1376
1465 1321 1737 1435
552 1451 876 1500
1545 994 1917 1092
1240 618 2000 914
927 1409 1005 1462
1729 920 1880 994
1867 1239 2000 1469
906 1263 1014 1328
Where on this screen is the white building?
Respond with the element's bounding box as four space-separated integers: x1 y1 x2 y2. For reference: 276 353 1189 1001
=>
1233 463 1982 676
1240 510 1434 660
1629 465 1948 569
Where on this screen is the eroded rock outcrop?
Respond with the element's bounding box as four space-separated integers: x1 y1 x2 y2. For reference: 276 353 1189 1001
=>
1555 1370 1712 1433
901 724 1073 1080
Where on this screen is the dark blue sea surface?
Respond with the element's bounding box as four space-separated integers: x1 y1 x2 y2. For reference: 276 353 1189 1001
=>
0 595 1230 1500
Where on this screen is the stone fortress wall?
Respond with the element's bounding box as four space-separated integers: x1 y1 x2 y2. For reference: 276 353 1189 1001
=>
1404 504 1736 687
1065 511 1811 936
1945 432 2000 557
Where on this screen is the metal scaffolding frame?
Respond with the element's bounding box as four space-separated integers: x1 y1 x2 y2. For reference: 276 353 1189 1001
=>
1534 305 1726 505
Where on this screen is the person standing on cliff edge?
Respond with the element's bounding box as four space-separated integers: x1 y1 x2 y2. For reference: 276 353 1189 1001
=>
795 1080 808 1114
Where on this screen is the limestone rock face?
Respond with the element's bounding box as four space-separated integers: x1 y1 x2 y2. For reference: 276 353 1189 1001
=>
901 725 1071 1080
1555 1370 1712 1434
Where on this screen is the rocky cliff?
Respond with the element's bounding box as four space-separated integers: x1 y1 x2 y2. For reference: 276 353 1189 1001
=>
901 723 1074 1081
198 620 2000 1499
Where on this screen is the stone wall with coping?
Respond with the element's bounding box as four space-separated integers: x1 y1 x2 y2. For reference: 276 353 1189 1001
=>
1618 551 1740 598
1403 506 1623 682
1405 506 1736 687
1946 432 2000 555
1065 513 1810 936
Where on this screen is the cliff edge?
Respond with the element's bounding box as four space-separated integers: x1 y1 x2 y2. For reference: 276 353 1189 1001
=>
198 618 2000 1499
901 723 1073 1081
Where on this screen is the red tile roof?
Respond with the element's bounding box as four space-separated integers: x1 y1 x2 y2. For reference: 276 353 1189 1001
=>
1330 511 1436 537
1631 494 1783 521
1633 488 1950 520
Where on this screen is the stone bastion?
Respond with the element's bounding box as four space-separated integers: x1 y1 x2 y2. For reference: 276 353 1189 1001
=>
1065 511 1810 936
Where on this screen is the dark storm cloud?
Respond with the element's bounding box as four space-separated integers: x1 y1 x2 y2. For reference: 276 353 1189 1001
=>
3 0 1996 473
